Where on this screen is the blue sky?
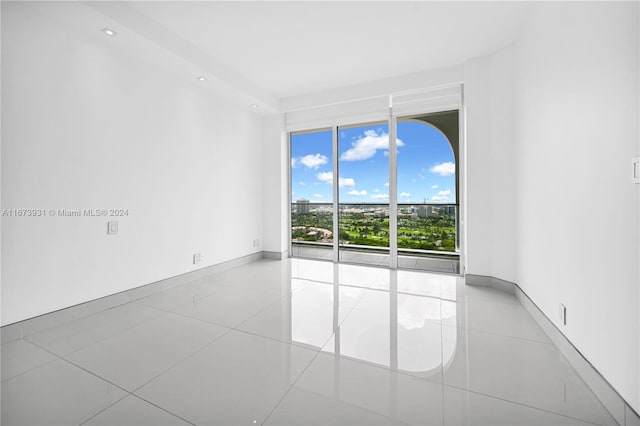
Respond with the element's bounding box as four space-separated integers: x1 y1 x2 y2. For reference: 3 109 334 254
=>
291 121 456 204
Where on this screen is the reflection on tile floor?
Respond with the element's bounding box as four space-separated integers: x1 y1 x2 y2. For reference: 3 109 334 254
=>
1 258 618 425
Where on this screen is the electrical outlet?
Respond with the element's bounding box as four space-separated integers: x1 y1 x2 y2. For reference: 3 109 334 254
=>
107 221 118 235
253 239 260 248
559 304 567 326
193 253 202 264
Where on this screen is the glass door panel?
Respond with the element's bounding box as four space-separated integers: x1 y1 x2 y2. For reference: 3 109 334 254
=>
290 129 334 261
395 117 460 273
337 123 390 267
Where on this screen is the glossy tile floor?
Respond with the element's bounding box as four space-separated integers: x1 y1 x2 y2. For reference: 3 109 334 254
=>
1 258 618 425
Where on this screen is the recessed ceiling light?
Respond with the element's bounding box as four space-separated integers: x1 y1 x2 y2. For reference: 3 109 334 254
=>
250 104 258 109
101 28 117 37
197 76 207 81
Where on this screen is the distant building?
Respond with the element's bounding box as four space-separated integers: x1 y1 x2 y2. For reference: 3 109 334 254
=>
296 198 310 214
418 205 433 218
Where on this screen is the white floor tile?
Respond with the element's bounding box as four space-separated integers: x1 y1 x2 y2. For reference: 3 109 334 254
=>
135 330 317 425
167 285 281 328
1 359 126 425
397 269 459 299
339 263 391 289
1 338 57 382
264 386 402 425
442 325 616 425
3 258 621 426
82 395 191 426
136 279 223 311
443 386 594 425
27 303 162 356
215 260 302 297
237 281 363 349
322 293 444 382
267 352 444 425
291 258 335 284
444 296 552 343
65 312 228 391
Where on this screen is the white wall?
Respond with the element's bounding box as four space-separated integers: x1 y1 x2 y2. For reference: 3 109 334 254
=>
465 1 639 411
464 46 517 282
262 114 289 256
1 2 264 325
465 56 494 278
513 2 639 411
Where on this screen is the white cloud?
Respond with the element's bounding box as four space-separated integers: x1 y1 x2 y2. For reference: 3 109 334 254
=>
431 184 438 189
432 190 451 202
430 162 455 176
340 177 356 187
291 158 298 168
340 130 404 161
316 172 355 187
348 190 368 196
384 182 389 187
299 182 306 186
400 192 411 198
317 171 332 183
300 153 328 169
313 194 323 198
371 193 389 200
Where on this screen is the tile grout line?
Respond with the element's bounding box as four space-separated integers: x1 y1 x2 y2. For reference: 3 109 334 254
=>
18 338 140 424
128 326 235 395
260 349 324 425
76 393 131 426
24 317 226 426
1 299 139 344
440 321 555 346
22 337 132 394
23 305 166 360
132 300 235 330
114 394 197 426
0 351 59 384
443 382 605 426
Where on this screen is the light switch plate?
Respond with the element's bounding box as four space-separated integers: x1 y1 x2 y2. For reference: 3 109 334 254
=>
633 157 640 183
107 221 118 235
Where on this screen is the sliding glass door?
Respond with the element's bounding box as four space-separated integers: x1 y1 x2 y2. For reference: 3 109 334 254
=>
337 123 390 267
396 117 459 273
289 110 460 274
290 129 334 260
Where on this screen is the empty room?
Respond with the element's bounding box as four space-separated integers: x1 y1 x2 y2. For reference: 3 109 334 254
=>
1 1 639 425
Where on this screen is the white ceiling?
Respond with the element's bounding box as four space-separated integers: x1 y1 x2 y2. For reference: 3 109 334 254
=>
103 1 531 100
